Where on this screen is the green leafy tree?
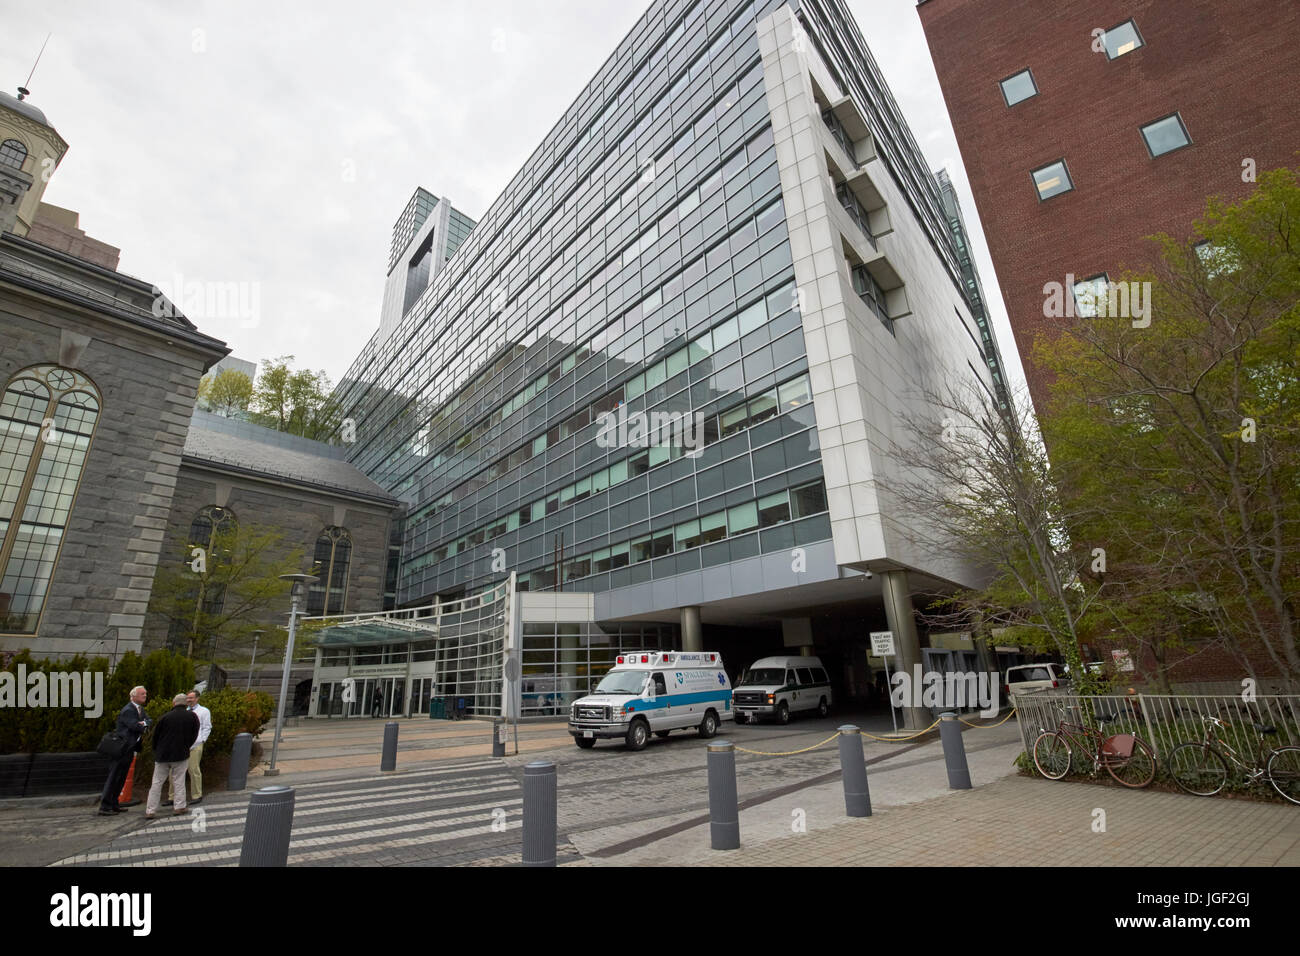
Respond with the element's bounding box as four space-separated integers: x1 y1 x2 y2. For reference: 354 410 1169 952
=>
197 367 254 417
1039 167 1300 684
249 355 340 440
149 520 303 665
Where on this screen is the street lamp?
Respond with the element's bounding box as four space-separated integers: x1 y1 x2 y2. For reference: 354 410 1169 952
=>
265 573 318 777
246 629 264 692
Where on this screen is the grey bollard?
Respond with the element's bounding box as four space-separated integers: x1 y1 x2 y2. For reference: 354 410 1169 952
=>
837 725 872 817
522 760 557 867
227 732 253 791
380 721 398 772
492 717 506 758
707 740 740 850
939 712 972 789
238 785 295 867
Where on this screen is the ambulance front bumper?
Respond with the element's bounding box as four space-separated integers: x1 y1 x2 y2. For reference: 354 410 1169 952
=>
568 720 629 740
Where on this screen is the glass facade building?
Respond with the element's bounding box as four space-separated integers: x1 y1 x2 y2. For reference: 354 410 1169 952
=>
332 0 1007 674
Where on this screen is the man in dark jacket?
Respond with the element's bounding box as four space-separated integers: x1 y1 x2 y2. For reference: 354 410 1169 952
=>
98 686 149 816
145 694 200 819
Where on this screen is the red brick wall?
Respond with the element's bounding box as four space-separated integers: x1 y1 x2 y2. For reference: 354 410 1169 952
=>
918 0 1300 406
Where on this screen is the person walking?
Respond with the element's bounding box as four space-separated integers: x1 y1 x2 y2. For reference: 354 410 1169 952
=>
166 689 212 806
146 694 199 819
98 686 149 816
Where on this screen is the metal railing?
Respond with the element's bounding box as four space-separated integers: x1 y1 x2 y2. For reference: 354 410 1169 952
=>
1012 690 1300 760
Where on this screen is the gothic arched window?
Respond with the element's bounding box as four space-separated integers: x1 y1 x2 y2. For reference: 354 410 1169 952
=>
307 526 352 616
0 140 27 171
0 365 101 634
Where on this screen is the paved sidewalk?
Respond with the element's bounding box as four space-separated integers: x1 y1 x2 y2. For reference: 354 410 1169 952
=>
571 728 1300 867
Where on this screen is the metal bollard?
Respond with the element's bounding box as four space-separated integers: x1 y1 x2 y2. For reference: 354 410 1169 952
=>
238 785 296 867
227 732 253 791
522 760 557 867
492 717 506 758
707 740 740 850
939 712 972 789
380 721 399 772
837 725 872 817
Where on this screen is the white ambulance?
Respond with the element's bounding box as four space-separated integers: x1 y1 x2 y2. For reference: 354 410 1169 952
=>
569 651 734 750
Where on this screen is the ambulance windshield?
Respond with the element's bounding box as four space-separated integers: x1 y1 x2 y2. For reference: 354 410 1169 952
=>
594 670 648 695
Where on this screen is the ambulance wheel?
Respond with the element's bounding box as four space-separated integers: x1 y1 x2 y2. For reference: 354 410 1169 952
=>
655 730 671 738
626 718 650 751
818 697 829 718
698 710 719 739
575 737 596 749
777 702 790 725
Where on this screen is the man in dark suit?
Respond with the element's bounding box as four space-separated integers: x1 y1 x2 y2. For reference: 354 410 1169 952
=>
98 686 149 816
145 694 200 819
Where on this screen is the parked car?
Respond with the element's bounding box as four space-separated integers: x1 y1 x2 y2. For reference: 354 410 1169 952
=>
732 656 832 724
1004 663 1070 702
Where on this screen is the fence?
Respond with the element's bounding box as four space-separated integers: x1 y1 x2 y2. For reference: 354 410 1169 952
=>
1012 690 1300 761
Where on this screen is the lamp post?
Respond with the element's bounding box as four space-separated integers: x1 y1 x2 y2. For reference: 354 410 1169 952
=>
265 574 317 777
247 629 263 692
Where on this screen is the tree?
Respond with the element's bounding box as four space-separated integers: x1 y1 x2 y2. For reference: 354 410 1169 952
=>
889 378 1108 693
197 367 253 417
1038 167 1300 684
149 520 305 664
249 355 340 440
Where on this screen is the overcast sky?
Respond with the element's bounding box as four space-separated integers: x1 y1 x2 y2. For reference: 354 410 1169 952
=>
3 0 1027 397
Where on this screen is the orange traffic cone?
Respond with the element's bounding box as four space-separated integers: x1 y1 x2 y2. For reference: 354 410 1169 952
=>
118 756 142 806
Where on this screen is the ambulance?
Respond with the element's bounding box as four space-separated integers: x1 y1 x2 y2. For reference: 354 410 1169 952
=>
568 651 733 750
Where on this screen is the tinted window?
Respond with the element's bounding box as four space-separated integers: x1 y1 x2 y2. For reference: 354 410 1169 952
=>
796 667 815 685
812 667 829 684
999 69 1037 106
1032 160 1073 200
1141 114 1190 157
652 673 667 695
1103 20 1143 59
784 669 796 686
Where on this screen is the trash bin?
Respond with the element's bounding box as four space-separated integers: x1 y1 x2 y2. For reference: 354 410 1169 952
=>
455 697 467 720
429 697 446 719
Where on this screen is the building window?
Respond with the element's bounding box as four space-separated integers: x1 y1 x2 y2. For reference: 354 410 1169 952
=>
308 526 352 616
1032 160 1073 200
0 366 101 634
999 69 1037 107
1141 113 1191 157
1073 274 1110 317
1102 20 1143 59
0 139 27 171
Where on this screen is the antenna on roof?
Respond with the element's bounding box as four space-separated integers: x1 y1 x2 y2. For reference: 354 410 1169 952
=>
18 32 52 100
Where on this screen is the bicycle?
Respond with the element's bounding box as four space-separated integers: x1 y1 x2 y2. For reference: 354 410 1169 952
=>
1032 711 1157 788
1166 716 1300 805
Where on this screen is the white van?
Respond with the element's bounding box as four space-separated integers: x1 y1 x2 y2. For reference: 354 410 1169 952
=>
568 651 733 751
732 656 832 724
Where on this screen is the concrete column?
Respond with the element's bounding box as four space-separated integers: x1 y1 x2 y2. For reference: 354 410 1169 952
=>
881 569 928 730
680 605 702 652
781 617 814 656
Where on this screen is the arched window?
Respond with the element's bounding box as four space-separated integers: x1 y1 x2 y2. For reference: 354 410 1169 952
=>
166 505 237 649
0 366 101 634
307 526 352 616
0 140 27 171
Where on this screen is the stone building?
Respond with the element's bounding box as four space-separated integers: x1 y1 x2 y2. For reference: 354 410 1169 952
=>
0 90 229 659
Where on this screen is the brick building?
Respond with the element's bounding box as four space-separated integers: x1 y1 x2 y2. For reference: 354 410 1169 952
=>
917 0 1300 405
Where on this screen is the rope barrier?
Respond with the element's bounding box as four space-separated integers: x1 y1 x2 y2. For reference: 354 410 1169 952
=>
958 708 1018 729
728 709 1020 757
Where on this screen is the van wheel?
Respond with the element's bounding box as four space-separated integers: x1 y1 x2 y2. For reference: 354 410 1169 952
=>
575 737 596 749
698 710 718 739
625 719 650 751
777 702 790 725
655 730 671 738
817 697 828 718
